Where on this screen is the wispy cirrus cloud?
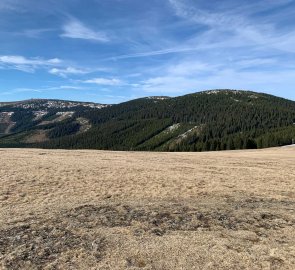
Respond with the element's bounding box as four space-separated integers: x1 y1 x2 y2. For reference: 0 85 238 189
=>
0 55 106 80
111 47 199 60
10 88 43 93
49 67 90 77
43 85 86 91
0 55 61 65
137 68 295 95
135 55 295 95
17 28 54 38
0 0 19 11
112 0 295 61
83 77 123 86
168 0 295 53
61 19 109 42
1 0 295 102
120 0 295 98
2 85 86 94
0 55 62 73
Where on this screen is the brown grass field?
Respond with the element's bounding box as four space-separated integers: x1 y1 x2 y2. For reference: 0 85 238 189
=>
0 147 294 269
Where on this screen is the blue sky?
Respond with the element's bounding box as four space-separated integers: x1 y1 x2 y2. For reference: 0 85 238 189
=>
0 0 295 103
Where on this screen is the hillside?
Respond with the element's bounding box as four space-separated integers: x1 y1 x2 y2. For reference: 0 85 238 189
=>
0 99 109 147
1 90 295 151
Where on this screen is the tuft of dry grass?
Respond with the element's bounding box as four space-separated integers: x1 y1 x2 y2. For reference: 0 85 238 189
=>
0 147 295 269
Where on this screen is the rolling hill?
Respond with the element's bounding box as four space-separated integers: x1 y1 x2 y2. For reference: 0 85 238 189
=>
1 90 295 151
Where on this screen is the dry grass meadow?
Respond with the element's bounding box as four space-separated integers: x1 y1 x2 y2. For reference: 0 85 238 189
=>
0 147 295 269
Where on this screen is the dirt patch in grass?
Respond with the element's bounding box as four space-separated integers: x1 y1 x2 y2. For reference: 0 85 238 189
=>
0 221 107 270
64 197 295 234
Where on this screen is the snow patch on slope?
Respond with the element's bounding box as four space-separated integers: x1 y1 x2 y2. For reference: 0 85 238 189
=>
164 123 181 133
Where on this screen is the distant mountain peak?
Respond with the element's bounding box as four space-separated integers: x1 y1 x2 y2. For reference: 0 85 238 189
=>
0 99 110 110
146 96 170 100
201 89 252 95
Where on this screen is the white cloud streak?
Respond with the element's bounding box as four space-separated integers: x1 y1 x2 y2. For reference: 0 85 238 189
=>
111 47 199 60
120 0 295 98
0 0 19 11
83 78 123 86
135 56 295 96
111 0 295 61
0 55 62 73
49 67 90 77
1 85 86 96
168 0 295 53
18 28 54 38
0 55 61 65
61 19 109 42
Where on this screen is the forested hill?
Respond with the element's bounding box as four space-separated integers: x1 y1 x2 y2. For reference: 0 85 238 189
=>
1 90 295 151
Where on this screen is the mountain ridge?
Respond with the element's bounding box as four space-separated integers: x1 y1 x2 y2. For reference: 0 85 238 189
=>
1 89 295 151
2 89 291 105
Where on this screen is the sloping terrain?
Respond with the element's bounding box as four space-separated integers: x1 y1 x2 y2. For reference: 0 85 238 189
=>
1 90 295 151
0 99 108 146
0 112 15 135
0 147 294 269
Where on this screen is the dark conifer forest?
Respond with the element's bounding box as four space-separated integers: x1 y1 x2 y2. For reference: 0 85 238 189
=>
1 90 295 151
